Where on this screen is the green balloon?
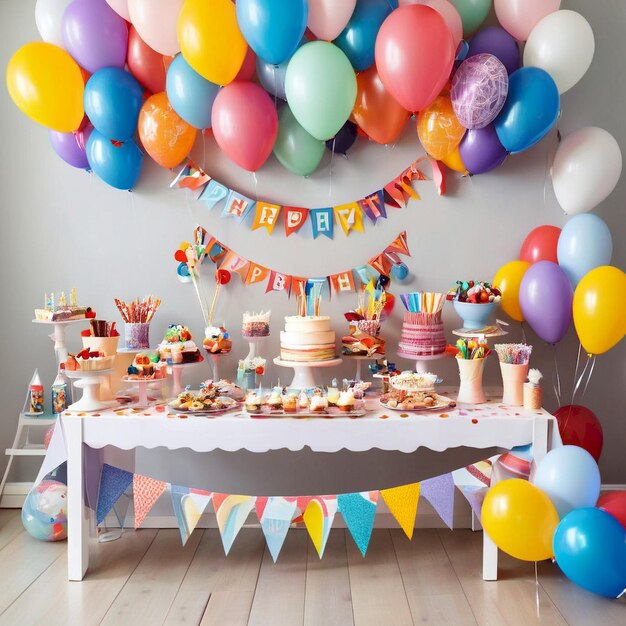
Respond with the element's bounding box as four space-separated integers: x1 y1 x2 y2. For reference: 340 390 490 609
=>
273 105 325 176
285 41 357 141
450 0 493 36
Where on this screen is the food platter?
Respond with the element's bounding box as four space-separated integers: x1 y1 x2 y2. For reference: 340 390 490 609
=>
380 395 455 412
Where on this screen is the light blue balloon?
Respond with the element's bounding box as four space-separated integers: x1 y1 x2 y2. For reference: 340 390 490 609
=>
494 67 559 153
533 445 601 519
554 508 626 598
256 37 306 100
86 130 143 190
333 0 397 71
84 68 143 141
236 0 308 65
390 262 409 281
557 214 613 286
166 55 220 130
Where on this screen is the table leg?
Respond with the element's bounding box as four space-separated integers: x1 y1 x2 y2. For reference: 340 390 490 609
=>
65 416 89 581
482 531 498 581
355 359 363 381
532 415 550 466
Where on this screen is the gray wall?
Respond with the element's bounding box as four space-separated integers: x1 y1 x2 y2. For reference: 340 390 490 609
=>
1 0 624 488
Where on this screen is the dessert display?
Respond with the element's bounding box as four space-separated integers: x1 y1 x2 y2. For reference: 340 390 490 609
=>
244 389 264 413
206 379 244 401
168 385 238 413
35 289 95 321
65 348 115 372
449 338 492 405
115 296 161 350
158 324 201 363
448 280 501 331
282 392 298 413
237 356 266 386
380 388 449 411
398 311 446 357
280 316 336 362
310 390 329 412
242 311 271 338
390 371 439 392
342 283 386 357
337 390 356 412
126 352 167 379
203 325 232 353
81 319 120 357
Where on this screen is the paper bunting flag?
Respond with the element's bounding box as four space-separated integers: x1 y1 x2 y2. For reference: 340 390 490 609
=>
305 278 331 309
252 202 281 234
198 179 229 209
133 474 167 529
330 271 355 294
494 445 532 482
338 492 378 557
429 157 446 196
420 473 455 530
245 262 270 286
460 485 488 520
359 191 386 223
221 251 251 281
303 496 337 558
284 206 309 237
266 270 292 294
385 231 410 257
353 264 379 285
368 253 393 276
259 497 298 562
380 483 420 539
170 160 211 190
96 463 133 525
310 207 334 239
291 276 307 299
214 494 255 555
222 190 255 223
171 485 212 546
384 159 425 207
334 202 364 236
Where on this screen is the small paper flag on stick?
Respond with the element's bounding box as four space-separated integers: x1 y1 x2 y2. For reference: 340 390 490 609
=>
380 483 421 539
96 464 133 525
133 474 167 529
338 492 378 557
214 494 255 555
303 496 337 558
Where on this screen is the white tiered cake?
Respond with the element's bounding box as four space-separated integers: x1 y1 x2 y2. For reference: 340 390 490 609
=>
280 316 336 362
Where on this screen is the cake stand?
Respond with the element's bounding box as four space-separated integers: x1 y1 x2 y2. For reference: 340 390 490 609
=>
397 351 449 374
65 369 117 412
243 336 268 361
169 355 205 396
32 319 86 365
452 327 508 339
342 354 379 381
205 351 228 381
273 357 343 390
121 376 167 408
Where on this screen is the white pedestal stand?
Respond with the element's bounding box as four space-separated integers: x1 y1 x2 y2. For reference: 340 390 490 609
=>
32 319 86 366
66 369 117 412
244 336 267 360
206 352 227 382
121 377 167 408
169 355 204 397
273 357 343 390
397 351 449 374
342 354 378 381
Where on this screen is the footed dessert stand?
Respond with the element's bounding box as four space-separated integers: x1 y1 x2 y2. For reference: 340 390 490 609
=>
206 351 227 381
273 357 343 389
121 376 167 408
65 369 117 412
397 351 449 374
169 355 204 396
343 354 377 381
244 336 267 360
32 319 86 365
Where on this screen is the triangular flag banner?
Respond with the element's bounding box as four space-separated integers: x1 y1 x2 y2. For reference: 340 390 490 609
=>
252 202 281 234
310 207 334 239
221 251 251 282
198 179 229 209
170 160 211 190
385 231 410 257
334 202 364 236
306 277 331 307
291 277 307 300
133 474 167 529
260 497 298 562
353 264 379 285
222 190 255 223
255 496 268 521
359 191 386 223
303 496 337 558
171 485 212 546
292 496 313 525
245 261 270 286
284 206 308 237
369 253 393 276
380 483 420 539
459 485 488 521
429 157 446 196
214 494 255 555
266 270 292 294
420 473 455 530
330 271 355 294
338 492 378 557
96 463 133 525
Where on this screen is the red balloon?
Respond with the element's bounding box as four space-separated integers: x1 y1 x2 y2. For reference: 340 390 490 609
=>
127 25 167 95
235 47 257 81
211 82 278 171
553 405 603 462
374 5 455 112
520 225 561 264
216 269 231 285
597 491 626 530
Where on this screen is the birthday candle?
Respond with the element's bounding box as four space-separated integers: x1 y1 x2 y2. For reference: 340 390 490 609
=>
70 287 77 307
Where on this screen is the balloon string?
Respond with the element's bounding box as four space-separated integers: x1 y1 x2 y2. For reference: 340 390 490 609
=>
202 131 206 171
252 171 258 200
572 355 591 404
581 355 596 400
534 561 540 619
551 344 561 407
571 342 582 405
329 138 335 201
273 66 278 108
521 321 527 344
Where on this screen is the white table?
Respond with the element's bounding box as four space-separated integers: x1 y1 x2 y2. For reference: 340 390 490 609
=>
62 398 558 581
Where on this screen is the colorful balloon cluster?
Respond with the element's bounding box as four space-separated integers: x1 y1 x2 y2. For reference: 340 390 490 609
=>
6 0 612 190
482 446 626 599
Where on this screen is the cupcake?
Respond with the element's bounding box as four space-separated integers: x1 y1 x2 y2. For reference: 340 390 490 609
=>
298 390 309 410
244 391 262 413
282 393 298 413
326 386 339 407
337 390 356 412
310 395 328 413
266 390 283 411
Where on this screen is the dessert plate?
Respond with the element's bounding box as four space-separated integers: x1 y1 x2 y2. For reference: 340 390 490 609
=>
379 395 455 412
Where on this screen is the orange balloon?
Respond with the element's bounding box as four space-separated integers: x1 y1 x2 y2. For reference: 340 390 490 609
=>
417 94 465 160
138 92 197 169
352 66 409 145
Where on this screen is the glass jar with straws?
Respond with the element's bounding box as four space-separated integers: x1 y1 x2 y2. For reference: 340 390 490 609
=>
495 343 532 406
448 338 492 404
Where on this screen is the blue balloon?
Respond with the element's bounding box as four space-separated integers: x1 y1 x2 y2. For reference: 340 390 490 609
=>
84 68 144 142
166 55 220 129
554 508 626 598
334 0 397 71
557 214 613 287
256 37 306 100
236 0 308 65
494 67 559 154
390 262 409 281
86 130 143 190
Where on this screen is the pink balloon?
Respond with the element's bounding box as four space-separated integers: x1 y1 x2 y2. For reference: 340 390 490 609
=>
375 5 455 112
128 0 183 56
494 0 561 42
399 0 463 49
307 0 356 41
105 0 130 21
211 82 278 171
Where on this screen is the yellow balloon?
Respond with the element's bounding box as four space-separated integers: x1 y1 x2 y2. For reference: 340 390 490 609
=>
178 0 247 85
482 479 559 562
494 260 530 322
6 42 84 132
573 265 626 355
441 146 468 174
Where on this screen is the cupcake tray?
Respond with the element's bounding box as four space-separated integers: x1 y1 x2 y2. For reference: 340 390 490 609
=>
245 405 367 419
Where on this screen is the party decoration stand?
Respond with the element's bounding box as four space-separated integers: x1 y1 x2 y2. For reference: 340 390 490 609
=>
273 357 343 390
244 336 266 361
169 355 204 396
208 352 226 382
66 369 116 412
344 354 377 381
397 351 449 374
121 376 167 409
32 319 85 365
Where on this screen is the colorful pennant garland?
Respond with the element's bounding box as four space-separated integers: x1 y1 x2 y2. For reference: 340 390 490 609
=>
171 158 431 240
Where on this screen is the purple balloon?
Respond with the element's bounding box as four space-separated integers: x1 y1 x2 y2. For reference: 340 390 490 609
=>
459 124 507 175
62 0 128 74
519 261 573 345
326 120 357 155
49 125 93 169
451 53 509 130
468 27 520 75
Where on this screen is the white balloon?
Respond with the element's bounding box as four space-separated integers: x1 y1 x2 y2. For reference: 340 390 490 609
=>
552 127 622 215
35 0 73 48
523 10 594 94
105 0 131 22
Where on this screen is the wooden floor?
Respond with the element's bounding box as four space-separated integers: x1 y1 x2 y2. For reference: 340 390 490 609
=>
0 510 623 626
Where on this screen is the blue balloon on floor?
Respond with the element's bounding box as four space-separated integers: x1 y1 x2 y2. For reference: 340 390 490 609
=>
553 507 626 598
22 480 68 542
